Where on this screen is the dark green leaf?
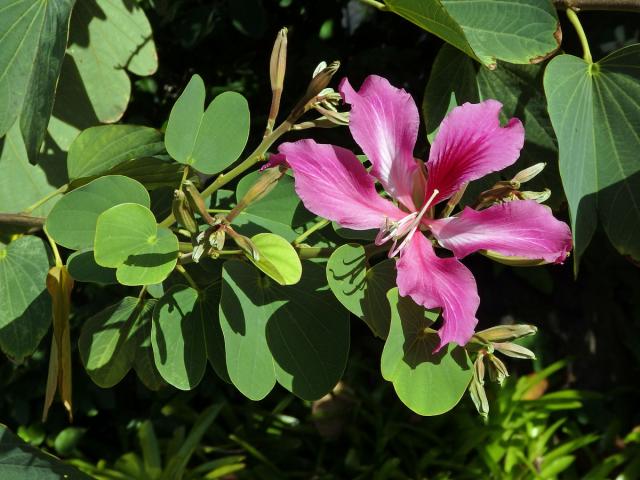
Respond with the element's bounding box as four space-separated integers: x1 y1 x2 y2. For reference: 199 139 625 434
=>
220 260 349 401
66 249 117 285
544 45 640 267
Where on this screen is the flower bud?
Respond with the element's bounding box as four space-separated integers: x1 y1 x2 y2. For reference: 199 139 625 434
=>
288 61 340 121
270 28 288 93
476 324 537 343
226 167 285 222
172 189 198 234
512 162 546 186
493 342 536 360
480 249 548 267
520 189 552 203
487 354 509 385
184 181 216 225
470 353 489 418
227 227 260 261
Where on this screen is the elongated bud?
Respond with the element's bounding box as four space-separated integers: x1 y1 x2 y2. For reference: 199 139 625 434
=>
487 354 509 385
226 167 285 222
493 342 536 360
476 324 537 343
288 61 340 121
512 162 546 186
470 353 489 418
312 61 327 78
520 189 552 203
480 249 549 267
313 106 349 125
227 227 260 261
184 181 216 225
172 190 198 234
270 28 288 91
266 28 288 136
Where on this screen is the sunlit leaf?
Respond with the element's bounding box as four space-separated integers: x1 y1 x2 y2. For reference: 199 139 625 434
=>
381 288 472 416
94 203 178 286
248 233 302 286
165 74 250 174
46 175 150 250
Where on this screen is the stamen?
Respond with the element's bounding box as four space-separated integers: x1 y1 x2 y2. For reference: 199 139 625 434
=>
386 189 439 258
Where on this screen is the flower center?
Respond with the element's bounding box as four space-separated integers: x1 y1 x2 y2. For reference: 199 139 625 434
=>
376 189 439 258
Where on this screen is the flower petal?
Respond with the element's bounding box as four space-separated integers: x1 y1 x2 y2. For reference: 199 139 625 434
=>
278 140 405 230
260 153 288 171
426 100 525 203
429 200 572 263
340 75 419 209
396 233 479 350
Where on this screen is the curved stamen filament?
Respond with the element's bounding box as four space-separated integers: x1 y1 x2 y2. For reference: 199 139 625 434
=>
386 189 439 258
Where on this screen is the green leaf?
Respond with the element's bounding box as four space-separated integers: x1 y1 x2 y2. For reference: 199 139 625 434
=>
236 171 316 229
200 281 230 383
423 44 561 207
67 125 164 180
544 45 640 267
79 297 156 388
46 175 150 250
384 0 560 68
0 123 59 217
66 0 158 123
381 288 472 416
151 285 208 390
0 424 91 479
105 157 185 191
94 203 179 286
326 244 396 338
165 75 250 174
66 249 117 285
0 236 51 363
0 0 75 155
220 260 349 401
248 233 302 286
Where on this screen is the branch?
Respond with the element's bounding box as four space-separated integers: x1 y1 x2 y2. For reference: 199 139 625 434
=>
553 0 640 11
0 214 45 233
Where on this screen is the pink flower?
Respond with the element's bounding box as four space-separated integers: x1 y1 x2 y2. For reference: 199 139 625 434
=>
278 75 572 350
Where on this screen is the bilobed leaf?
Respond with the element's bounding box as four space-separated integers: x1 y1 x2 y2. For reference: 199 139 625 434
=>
384 0 560 68
94 203 179 286
46 175 150 250
0 425 91 479
220 260 349 401
248 233 302 286
165 75 250 174
67 125 164 179
544 45 640 267
0 236 51 363
326 244 396 338
0 123 59 217
105 157 185 191
151 285 207 390
79 297 156 388
66 0 158 123
0 0 75 154
381 288 472 416
423 44 561 207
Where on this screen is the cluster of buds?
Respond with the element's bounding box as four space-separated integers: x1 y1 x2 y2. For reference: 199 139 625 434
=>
467 324 537 418
265 27 347 134
475 162 551 210
172 179 261 263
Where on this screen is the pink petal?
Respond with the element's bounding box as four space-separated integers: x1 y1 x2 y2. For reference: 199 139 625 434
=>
260 153 288 171
396 233 479 350
429 200 573 263
426 100 525 203
278 140 405 230
339 76 419 209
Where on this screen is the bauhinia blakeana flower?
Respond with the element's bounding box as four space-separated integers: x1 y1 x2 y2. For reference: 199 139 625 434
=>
276 75 572 350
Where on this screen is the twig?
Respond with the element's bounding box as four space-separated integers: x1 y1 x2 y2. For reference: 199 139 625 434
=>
553 0 640 10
